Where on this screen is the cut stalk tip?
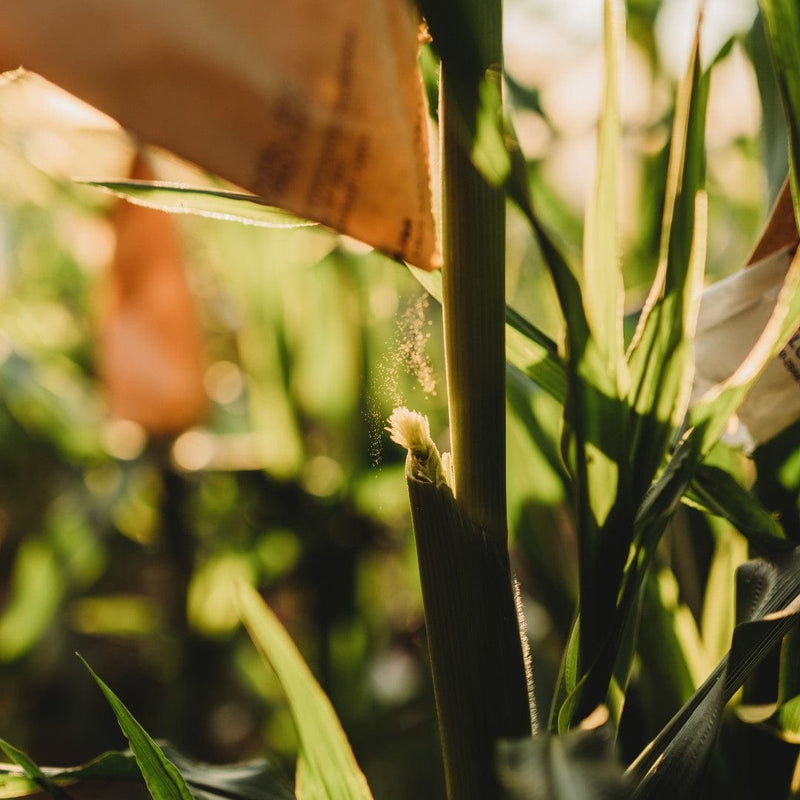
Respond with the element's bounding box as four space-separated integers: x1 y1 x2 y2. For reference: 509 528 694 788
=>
387 407 451 488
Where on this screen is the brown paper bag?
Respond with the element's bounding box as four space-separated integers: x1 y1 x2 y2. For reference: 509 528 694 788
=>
0 0 439 269
97 155 208 436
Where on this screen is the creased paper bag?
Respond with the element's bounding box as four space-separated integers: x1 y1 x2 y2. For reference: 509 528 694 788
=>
693 181 800 448
97 155 208 436
0 0 439 269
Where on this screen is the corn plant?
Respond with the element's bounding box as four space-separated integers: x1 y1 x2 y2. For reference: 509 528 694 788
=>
5 1 800 799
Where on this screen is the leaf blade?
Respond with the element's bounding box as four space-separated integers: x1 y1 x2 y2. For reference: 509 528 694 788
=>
236 584 373 800
82 180 318 229
582 0 626 383
80 656 194 800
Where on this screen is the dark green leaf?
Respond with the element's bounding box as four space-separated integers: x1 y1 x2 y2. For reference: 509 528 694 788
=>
628 548 800 799
687 464 789 554
159 746 293 800
0 747 293 800
80 656 194 800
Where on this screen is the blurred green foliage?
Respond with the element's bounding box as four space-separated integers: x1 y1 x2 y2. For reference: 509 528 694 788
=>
0 3 797 799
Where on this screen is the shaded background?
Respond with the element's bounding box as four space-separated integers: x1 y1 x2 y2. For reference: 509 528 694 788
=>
0 2 795 798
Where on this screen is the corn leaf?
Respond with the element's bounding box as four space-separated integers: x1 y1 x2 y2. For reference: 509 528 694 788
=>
82 180 317 229
626 28 708 498
548 0 637 724
583 0 626 385
686 464 788 553
0 750 144 799
507 4 636 724
689 0 800 453
0 740 69 800
80 657 194 800
158 745 294 800
674 0 800 452
0 773 41 799
0 746 293 800
236 583 373 800
627 549 800 799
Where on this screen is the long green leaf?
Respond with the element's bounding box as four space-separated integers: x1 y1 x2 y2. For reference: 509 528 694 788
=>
688 1 800 453
506 4 633 725
236 584 373 800
82 180 317 229
80 657 194 800
549 0 637 724
583 0 626 385
626 27 708 498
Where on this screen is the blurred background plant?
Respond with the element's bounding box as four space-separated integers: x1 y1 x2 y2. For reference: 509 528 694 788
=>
0 1 796 798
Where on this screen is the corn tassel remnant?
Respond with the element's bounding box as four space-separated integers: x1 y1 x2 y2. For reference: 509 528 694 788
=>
387 407 451 487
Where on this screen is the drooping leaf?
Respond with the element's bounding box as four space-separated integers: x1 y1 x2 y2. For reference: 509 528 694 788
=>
82 180 318 229
80 656 194 800
0 746 293 800
159 745 294 800
628 548 800 799
236 584 373 800
686 464 789 554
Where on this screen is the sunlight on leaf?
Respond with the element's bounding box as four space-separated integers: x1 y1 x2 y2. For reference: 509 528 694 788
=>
0 739 69 800
82 180 319 229
582 0 626 387
236 583 373 800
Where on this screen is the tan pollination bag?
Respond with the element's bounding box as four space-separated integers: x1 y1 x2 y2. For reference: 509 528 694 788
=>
693 180 800 449
0 0 440 269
